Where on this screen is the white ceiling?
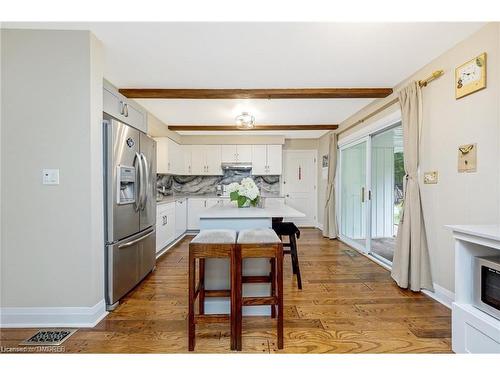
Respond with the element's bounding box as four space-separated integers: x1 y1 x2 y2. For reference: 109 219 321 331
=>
4 22 485 138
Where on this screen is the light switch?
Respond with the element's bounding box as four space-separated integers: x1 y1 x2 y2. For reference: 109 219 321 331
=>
42 169 59 185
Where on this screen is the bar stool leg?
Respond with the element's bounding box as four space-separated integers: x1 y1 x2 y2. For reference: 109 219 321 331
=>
235 246 243 351
188 254 196 351
230 245 238 350
290 234 302 290
276 244 284 349
270 259 276 318
198 258 205 314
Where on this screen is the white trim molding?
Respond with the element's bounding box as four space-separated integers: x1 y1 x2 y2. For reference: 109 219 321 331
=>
0 299 108 328
422 283 455 309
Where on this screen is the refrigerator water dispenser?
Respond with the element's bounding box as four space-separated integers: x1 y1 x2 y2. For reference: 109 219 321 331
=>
117 165 136 204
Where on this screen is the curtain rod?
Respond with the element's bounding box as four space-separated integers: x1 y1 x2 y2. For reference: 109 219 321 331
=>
337 70 444 136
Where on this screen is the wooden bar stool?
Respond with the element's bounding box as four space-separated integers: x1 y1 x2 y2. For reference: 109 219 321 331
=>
234 228 284 351
188 229 237 351
272 221 302 289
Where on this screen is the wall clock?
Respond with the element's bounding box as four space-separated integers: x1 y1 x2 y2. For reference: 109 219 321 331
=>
455 53 486 99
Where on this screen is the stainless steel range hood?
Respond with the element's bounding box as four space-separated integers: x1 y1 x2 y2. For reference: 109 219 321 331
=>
221 162 252 171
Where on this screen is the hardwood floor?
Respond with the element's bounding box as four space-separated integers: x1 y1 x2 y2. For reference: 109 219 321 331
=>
0 229 451 353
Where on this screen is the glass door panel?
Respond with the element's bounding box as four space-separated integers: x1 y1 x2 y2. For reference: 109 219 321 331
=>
340 140 367 251
369 124 403 264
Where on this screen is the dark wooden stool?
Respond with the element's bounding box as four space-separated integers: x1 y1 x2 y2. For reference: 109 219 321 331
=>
234 228 284 350
272 220 302 289
188 229 238 351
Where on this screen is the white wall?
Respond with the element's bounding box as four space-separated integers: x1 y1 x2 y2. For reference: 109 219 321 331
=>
336 23 500 293
1 29 105 325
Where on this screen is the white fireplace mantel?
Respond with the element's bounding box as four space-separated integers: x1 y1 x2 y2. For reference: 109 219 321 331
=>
447 224 500 353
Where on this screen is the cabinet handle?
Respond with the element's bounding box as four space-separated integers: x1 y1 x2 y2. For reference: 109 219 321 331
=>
124 103 129 117
168 162 170 170
119 101 124 115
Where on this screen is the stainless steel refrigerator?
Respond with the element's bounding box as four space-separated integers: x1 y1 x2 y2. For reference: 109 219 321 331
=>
103 114 156 310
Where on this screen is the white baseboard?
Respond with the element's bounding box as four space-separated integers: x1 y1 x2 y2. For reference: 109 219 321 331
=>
156 233 187 260
422 283 455 309
0 299 108 328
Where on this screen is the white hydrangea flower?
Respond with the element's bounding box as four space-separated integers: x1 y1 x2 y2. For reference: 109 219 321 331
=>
226 182 240 193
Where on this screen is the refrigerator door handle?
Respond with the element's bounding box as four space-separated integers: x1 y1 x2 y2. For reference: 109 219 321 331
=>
134 152 143 212
140 152 149 210
118 228 155 249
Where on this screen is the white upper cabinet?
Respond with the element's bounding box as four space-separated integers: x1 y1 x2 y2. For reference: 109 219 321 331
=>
155 137 169 174
205 145 222 175
183 145 193 175
103 81 146 133
188 145 222 175
251 145 282 175
155 137 184 174
221 145 237 162
251 145 268 175
168 139 184 174
266 145 283 175
158 142 279 175
221 145 252 162
236 145 252 162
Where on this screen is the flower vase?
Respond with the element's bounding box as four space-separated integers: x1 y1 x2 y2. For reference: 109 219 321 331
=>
238 199 251 208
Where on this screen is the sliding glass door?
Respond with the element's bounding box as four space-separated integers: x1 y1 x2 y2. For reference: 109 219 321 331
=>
339 122 403 265
339 139 368 251
369 124 403 264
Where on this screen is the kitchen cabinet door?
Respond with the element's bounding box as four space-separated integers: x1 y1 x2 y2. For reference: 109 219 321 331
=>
155 137 169 174
167 139 184 174
156 203 175 253
221 145 237 163
205 145 222 175
236 145 252 162
187 198 205 230
125 101 146 133
251 145 267 175
267 145 283 175
103 84 146 132
175 199 187 238
190 146 206 175
182 145 192 175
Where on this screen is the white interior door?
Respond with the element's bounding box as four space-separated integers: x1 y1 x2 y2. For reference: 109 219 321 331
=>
283 150 317 226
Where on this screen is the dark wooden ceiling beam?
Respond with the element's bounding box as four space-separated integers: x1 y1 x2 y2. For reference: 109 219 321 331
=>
119 88 392 99
167 125 338 131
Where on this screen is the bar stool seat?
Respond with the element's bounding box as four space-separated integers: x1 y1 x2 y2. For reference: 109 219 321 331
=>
188 229 237 351
191 229 237 244
237 228 281 244
234 228 284 350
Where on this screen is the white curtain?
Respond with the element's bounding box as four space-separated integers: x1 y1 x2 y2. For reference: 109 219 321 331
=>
323 132 338 239
391 82 433 291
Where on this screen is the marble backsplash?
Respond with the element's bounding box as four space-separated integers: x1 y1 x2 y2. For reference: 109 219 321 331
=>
157 170 280 198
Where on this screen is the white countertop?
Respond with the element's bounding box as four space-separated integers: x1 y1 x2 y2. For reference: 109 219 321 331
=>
157 195 285 206
446 224 500 242
199 204 305 219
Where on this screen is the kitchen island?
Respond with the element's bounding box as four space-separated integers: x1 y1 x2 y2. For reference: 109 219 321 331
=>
198 202 305 316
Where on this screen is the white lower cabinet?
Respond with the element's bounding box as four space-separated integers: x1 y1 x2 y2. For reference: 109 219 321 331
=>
156 202 175 253
175 198 187 238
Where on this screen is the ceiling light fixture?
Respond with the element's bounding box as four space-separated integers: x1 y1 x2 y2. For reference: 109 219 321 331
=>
235 112 255 128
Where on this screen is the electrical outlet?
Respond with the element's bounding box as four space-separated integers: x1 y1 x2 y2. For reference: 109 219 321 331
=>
423 171 438 184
